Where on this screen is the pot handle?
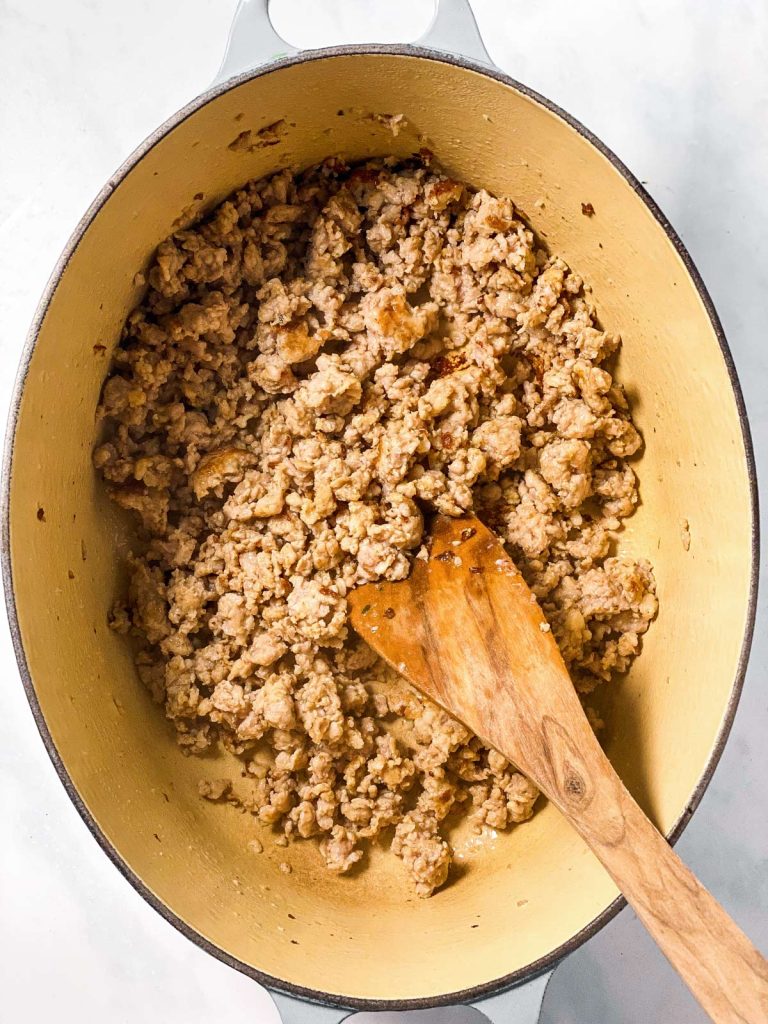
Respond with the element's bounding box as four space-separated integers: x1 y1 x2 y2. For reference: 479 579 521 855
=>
269 970 553 1023
215 0 493 83
416 0 493 66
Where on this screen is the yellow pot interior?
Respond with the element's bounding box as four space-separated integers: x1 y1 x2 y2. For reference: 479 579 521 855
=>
7 53 754 1003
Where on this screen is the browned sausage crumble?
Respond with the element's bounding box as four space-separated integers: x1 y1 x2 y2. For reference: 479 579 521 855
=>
95 157 657 897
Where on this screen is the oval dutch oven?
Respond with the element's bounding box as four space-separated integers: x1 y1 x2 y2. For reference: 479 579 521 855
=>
2 1 758 1021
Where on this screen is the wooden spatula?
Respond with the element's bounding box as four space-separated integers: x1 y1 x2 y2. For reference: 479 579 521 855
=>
349 514 768 1024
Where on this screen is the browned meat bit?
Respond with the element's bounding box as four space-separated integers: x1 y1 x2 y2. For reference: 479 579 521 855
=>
432 350 468 378
229 119 287 152
94 157 656 899
191 448 255 500
199 779 231 801
425 177 465 212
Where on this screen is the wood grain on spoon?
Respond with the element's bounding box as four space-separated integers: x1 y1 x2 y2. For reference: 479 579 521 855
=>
349 514 768 1024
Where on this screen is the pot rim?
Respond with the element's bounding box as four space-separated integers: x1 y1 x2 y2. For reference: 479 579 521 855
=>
1 42 760 1014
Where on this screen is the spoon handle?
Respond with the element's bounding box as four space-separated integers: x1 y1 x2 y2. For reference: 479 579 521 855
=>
348 514 767 1021
541 723 768 1024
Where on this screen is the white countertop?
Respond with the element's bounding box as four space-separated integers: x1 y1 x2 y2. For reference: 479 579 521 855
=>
1 2 766 1021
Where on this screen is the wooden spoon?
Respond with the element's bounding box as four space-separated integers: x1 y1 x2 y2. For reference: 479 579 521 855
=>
349 514 768 1024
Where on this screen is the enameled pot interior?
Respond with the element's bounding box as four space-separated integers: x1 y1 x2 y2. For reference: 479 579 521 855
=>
7 52 754 1002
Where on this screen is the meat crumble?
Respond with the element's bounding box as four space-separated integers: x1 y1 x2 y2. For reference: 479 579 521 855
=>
94 157 657 897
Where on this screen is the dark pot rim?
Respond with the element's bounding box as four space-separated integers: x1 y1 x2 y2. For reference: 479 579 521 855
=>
1 43 760 1015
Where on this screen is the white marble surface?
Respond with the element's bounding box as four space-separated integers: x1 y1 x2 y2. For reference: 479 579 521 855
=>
1 2 766 1021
